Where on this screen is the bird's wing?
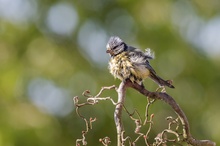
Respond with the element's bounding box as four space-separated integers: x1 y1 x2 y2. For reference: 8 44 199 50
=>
127 46 156 74
127 46 175 88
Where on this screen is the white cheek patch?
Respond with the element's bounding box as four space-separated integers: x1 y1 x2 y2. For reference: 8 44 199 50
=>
106 44 110 50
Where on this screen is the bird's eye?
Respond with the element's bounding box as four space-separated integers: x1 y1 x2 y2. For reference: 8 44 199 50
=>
112 43 123 50
112 45 119 50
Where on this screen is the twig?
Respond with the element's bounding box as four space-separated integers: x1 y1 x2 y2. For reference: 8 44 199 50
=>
144 97 155 125
74 85 117 146
99 137 111 146
144 114 154 146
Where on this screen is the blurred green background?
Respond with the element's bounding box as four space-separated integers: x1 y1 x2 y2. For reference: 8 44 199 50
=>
0 0 220 145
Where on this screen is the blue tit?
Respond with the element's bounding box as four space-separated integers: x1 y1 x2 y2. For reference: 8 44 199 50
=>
106 36 174 88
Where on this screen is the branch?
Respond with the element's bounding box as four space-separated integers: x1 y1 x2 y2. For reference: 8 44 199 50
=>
117 80 216 146
114 81 126 146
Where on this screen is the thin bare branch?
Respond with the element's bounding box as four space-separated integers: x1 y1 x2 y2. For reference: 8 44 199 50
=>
73 85 117 146
99 137 111 146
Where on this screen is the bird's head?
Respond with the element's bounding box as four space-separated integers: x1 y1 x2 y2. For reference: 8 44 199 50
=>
106 36 127 56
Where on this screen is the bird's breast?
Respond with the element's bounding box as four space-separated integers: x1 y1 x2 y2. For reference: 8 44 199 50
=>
108 52 150 82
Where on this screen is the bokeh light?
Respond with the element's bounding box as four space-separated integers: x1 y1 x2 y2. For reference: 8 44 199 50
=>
46 2 78 36
105 8 137 40
28 78 73 117
77 19 109 67
172 0 220 57
0 0 37 24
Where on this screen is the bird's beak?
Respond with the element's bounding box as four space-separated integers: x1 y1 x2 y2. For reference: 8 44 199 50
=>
106 49 111 53
106 49 114 56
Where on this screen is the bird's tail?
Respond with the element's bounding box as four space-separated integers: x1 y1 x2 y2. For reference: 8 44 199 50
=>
149 73 175 88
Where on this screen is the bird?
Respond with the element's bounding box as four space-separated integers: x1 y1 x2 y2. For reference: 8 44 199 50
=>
106 36 174 89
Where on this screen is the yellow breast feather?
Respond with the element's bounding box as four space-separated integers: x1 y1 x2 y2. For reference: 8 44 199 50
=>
108 52 150 83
